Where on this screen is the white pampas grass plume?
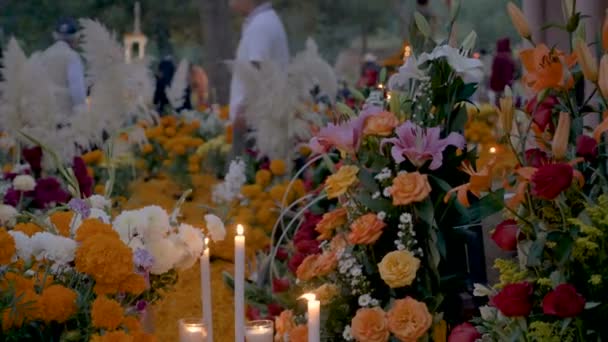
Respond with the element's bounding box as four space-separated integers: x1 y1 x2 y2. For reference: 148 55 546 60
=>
79 19 124 87
167 59 189 110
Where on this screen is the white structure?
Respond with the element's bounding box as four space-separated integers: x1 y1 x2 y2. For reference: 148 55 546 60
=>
124 2 147 63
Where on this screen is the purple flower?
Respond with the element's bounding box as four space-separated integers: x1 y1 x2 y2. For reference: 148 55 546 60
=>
381 121 465 170
308 106 379 155
72 157 93 198
68 198 91 218
136 300 148 312
3 188 21 206
134 248 155 270
32 177 70 208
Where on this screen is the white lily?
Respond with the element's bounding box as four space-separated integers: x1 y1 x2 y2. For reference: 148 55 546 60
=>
387 55 428 91
418 45 483 83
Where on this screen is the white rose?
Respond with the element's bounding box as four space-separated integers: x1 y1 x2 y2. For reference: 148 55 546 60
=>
147 237 180 275
204 214 225 241
8 231 32 261
13 174 36 192
139 206 171 242
30 232 76 265
88 195 111 210
0 204 18 226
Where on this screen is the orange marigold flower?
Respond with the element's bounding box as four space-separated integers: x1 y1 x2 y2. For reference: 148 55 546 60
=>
75 218 119 242
270 159 287 176
118 274 147 296
133 332 156 342
0 228 15 264
81 149 104 165
255 169 272 187
315 208 348 240
91 296 125 330
348 213 386 245
0 272 35 295
122 315 142 333
1 289 40 330
91 330 134 342
38 285 77 323
141 144 154 154
75 234 133 287
13 222 43 237
50 211 74 237
241 184 263 198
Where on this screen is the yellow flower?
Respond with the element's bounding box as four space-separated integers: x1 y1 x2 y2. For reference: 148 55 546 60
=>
75 234 133 289
552 112 570 160
575 38 598 82
164 126 176 137
81 149 104 165
241 184 263 198
269 184 287 203
507 2 531 39
0 228 15 264
497 86 514 135
270 159 287 176
589 274 602 286
118 273 147 296
325 165 359 199
38 285 78 323
255 169 272 187
493 259 527 288
141 144 154 154
91 296 125 330
313 283 339 305
378 250 420 288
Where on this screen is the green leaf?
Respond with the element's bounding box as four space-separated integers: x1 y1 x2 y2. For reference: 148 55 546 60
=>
379 67 387 84
585 302 601 309
356 193 392 212
336 102 356 118
526 235 546 267
414 12 432 38
348 87 366 102
358 168 379 192
416 197 435 227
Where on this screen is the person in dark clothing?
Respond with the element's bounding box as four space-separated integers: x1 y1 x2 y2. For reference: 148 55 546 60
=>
153 57 176 114
490 38 516 103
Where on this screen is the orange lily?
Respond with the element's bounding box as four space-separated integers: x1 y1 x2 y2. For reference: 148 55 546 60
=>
593 111 608 142
444 159 495 207
520 44 576 93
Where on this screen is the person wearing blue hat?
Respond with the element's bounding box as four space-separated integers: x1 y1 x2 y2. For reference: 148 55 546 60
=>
42 17 87 115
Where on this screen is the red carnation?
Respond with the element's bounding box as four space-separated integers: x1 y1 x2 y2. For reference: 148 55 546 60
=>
542 284 585 318
576 135 598 161
531 163 573 200
272 277 290 293
524 148 549 168
448 323 481 342
526 95 558 132
491 282 533 317
491 219 519 251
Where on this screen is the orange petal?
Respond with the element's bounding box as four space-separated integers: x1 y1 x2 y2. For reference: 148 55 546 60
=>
593 112 608 142
457 187 471 207
516 167 537 180
573 170 585 188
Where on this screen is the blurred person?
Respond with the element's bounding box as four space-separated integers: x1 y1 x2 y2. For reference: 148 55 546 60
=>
490 38 516 104
229 0 290 157
357 53 380 88
190 64 209 109
153 56 176 114
42 17 86 115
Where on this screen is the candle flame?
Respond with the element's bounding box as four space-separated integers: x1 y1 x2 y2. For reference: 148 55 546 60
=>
378 84 384 89
299 293 316 302
387 93 392 101
237 224 244 236
489 147 497 154
204 237 209 245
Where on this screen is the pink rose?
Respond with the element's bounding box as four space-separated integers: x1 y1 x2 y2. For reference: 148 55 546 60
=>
448 323 481 342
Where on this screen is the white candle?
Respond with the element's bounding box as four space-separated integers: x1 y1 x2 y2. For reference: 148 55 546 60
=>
178 318 208 342
201 238 213 342
235 224 246 342
244 320 273 342
300 294 320 342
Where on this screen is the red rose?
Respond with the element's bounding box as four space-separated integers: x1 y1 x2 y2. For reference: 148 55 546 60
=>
526 95 558 132
275 247 289 261
246 305 262 321
272 277 290 293
542 284 585 318
531 163 573 200
295 239 320 255
491 282 533 317
576 135 598 161
287 253 306 273
266 302 283 317
524 148 549 168
448 323 481 342
491 219 519 251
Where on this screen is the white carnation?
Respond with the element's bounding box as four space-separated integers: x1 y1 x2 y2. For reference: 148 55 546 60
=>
204 214 225 241
113 210 146 242
139 206 171 242
173 223 205 269
127 236 145 252
0 204 18 226
8 231 32 261
30 232 77 265
88 195 111 210
13 174 36 192
147 237 180 274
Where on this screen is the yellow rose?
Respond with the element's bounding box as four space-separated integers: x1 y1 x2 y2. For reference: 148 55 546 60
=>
351 307 390 342
378 250 420 288
313 283 339 305
325 165 359 199
386 297 432 341
389 172 431 206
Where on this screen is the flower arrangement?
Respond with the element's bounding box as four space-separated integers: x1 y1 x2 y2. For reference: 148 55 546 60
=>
451 2 608 341
233 11 499 340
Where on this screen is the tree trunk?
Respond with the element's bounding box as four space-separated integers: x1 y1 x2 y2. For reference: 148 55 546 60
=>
199 0 234 105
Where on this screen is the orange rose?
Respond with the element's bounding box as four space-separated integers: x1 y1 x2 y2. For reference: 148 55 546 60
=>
296 254 319 281
289 325 308 342
351 307 390 342
390 172 431 206
348 213 386 245
329 233 348 253
275 310 296 342
314 251 337 277
315 208 348 240
387 297 432 342
364 111 399 136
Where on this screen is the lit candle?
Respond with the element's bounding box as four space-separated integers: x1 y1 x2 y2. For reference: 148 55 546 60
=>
178 318 208 342
235 224 246 342
201 238 213 342
300 294 320 342
245 320 273 342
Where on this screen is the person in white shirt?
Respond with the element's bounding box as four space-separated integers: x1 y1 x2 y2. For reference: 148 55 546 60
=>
42 17 87 115
229 0 290 156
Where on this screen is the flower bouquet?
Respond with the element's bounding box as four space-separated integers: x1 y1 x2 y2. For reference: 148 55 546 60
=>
458 2 608 341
